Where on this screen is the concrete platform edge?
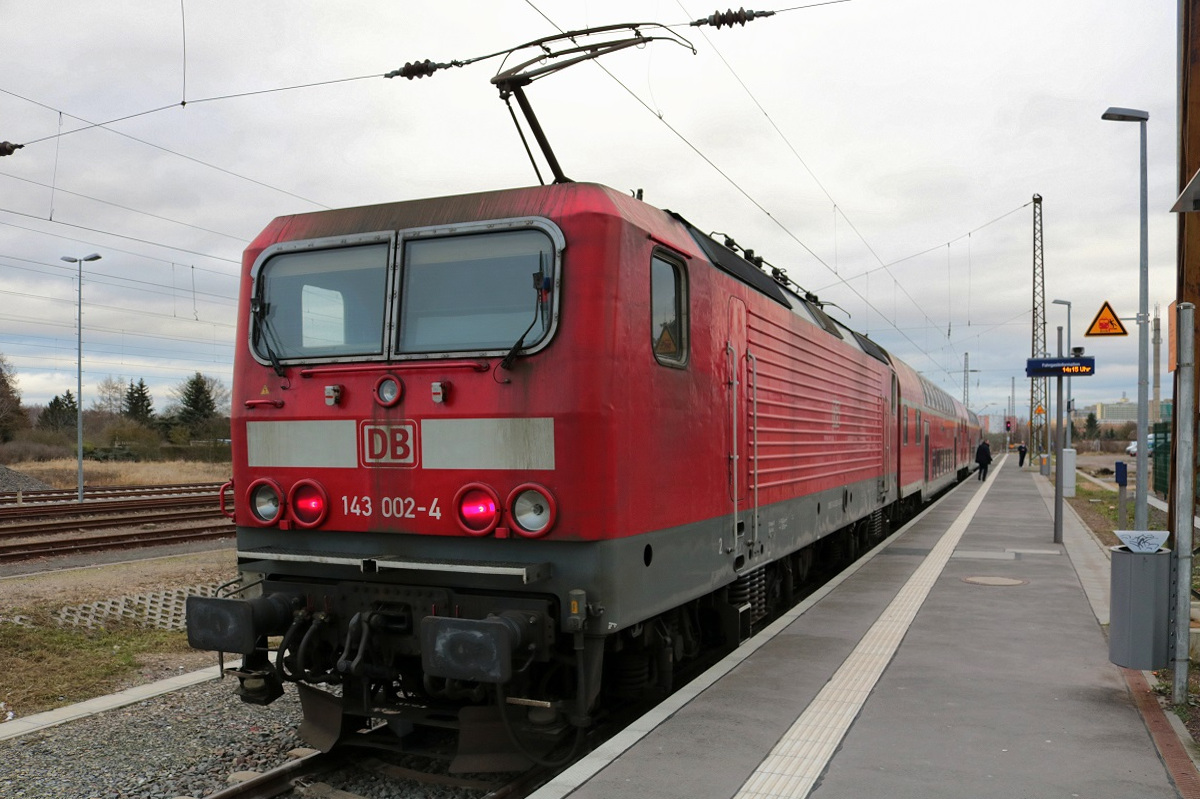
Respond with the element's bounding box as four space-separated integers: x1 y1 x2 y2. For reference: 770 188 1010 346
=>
529 478 980 799
0 657 238 742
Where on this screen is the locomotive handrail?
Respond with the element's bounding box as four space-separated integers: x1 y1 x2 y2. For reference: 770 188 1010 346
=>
218 480 236 520
298 361 488 378
244 399 285 408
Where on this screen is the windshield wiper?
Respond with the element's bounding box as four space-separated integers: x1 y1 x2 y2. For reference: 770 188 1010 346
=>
499 256 550 371
251 296 287 378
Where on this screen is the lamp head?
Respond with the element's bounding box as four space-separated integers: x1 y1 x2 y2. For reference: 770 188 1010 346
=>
1102 106 1149 122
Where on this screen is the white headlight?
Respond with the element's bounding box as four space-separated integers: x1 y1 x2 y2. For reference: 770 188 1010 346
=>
249 481 282 523
509 485 556 537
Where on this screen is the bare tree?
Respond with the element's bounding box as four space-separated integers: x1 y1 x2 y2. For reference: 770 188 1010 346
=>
0 354 28 442
92 375 126 415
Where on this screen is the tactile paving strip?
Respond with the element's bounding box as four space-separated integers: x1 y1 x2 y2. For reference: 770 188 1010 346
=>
734 463 1001 799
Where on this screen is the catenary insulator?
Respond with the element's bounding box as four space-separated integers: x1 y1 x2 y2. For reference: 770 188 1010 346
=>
692 8 776 28
385 60 442 80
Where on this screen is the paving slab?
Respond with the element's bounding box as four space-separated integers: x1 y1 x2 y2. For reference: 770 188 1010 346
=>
535 456 1186 799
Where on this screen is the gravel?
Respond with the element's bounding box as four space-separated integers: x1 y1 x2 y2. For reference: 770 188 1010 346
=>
0 466 52 493
0 678 307 799
0 677 521 799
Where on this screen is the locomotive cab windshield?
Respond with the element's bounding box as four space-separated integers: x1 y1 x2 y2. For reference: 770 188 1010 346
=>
250 223 561 365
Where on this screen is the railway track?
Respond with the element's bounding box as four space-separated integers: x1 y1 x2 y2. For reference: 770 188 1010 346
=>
203 747 547 799
0 481 223 505
0 507 222 540
0 492 222 521
0 482 232 562
0 520 235 562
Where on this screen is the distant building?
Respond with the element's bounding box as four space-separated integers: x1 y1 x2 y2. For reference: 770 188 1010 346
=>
1076 398 1173 427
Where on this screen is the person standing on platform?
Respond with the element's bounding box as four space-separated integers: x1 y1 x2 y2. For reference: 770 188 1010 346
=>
1018 442 1027 468
975 439 992 481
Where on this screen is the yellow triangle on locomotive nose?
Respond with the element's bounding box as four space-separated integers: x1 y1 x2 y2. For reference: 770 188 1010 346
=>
261 385 271 395
1085 301 1128 336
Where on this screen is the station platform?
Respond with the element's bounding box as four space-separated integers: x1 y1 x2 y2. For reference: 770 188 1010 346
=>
531 455 1200 799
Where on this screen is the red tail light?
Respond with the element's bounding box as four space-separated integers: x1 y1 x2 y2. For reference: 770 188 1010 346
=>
289 480 329 528
455 484 500 535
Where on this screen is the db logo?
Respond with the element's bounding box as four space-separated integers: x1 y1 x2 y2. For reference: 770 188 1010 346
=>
361 422 417 467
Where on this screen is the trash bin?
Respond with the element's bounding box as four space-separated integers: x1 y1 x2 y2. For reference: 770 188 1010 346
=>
1039 454 1050 476
1108 545 1170 669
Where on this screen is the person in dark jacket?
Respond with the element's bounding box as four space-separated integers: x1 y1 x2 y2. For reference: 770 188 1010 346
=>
1017 442 1027 467
975 440 992 481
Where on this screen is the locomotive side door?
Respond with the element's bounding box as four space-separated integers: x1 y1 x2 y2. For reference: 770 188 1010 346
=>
727 297 751 556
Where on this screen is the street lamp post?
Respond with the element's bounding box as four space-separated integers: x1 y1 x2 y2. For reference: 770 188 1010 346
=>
60 253 101 502
1102 106 1149 531
1052 299 1072 449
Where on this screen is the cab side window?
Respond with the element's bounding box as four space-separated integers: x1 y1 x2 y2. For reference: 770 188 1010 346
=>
651 254 687 366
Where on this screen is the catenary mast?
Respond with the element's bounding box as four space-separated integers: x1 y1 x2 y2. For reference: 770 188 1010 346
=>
1030 195 1048 458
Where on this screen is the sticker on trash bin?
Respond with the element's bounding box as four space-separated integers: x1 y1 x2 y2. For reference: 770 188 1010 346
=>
1115 530 1168 553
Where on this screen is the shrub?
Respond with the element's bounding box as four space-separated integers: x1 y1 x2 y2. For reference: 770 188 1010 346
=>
98 419 162 460
0 438 72 464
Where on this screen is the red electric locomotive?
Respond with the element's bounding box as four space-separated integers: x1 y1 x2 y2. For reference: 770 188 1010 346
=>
187 181 978 766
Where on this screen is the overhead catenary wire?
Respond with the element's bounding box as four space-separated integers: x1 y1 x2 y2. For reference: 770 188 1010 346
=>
0 208 240 266
0 6 1027 402
0 87 330 209
519 2 964 383
0 171 248 242
0 253 237 305
672 0 993 384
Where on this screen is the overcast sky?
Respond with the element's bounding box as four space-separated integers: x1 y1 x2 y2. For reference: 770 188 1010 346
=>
0 0 1181 424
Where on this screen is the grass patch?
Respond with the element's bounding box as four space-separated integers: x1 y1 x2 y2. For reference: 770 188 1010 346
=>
0 612 194 717
1064 480 1200 592
1150 668 1200 724
1066 481 1169 549
6 458 230 489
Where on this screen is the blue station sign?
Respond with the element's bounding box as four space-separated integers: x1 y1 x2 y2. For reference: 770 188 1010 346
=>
1025 357 1096 377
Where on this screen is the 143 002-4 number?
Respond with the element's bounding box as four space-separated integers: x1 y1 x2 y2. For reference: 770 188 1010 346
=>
341 495 441 520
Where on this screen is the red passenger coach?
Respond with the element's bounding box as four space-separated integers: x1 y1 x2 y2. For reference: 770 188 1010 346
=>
187 182 979 766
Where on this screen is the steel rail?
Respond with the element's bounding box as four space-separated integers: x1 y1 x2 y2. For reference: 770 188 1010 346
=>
0 520 234 562
201 750 341 799
0 482 223 504
0 493 219 520
0 508 225 540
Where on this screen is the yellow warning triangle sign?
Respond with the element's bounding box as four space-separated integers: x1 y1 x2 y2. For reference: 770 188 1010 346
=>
1085 301 1128 336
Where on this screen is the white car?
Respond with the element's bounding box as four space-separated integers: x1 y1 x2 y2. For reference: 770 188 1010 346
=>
1125 441 1137 456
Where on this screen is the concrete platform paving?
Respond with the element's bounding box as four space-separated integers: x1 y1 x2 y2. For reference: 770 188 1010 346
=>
533 455 1196 798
